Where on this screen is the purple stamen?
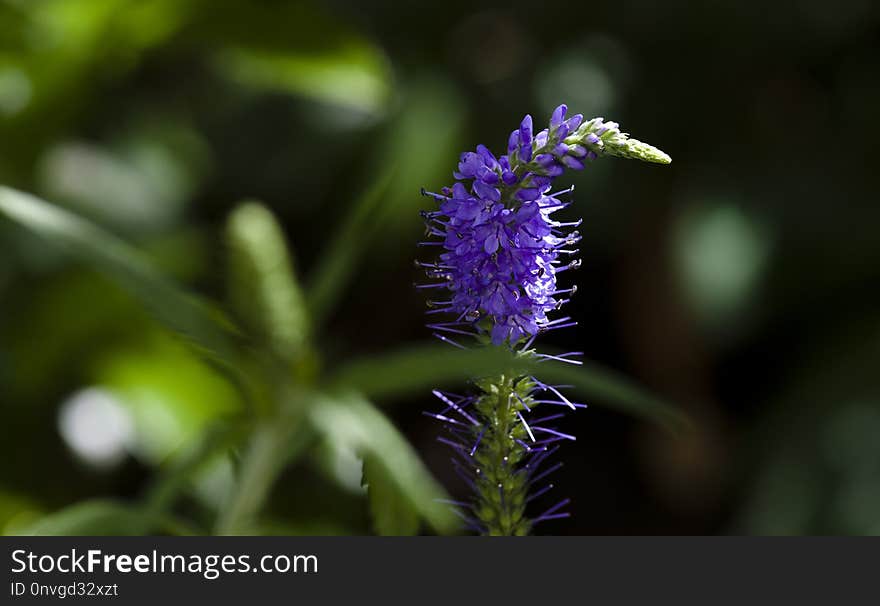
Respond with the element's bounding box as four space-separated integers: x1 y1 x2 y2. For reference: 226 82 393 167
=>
423 411 466 426
526 483 554 503
433 390 480 426
470 427 486 456
432 333 466 349
529 413 566 425
530 462 564 484
532 426 577 441
516 410 535 442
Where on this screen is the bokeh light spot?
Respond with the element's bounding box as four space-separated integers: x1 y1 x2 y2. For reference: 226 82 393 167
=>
57 388 135 469
0 67 32 116
674 200 771 333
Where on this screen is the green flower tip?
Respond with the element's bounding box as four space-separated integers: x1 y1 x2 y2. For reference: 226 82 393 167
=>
613 137 672 164
577 118 671 165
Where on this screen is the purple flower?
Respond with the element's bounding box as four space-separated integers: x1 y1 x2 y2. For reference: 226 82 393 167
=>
420 104 589 347
418 105 670 535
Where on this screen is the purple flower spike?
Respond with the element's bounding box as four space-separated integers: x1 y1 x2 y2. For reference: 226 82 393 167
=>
418 104 670 535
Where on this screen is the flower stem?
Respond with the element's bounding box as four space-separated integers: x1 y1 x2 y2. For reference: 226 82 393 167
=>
471 373 535 536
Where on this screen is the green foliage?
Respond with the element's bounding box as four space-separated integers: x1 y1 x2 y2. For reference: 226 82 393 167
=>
534 357 689 432
309 393 458 535
226 202 310 363
0 185 466 536
216 46 390 115
361 457 420 536
331 343 686 429
305 171 394 326
0 0 874 538
306 77 465 328
0 3 686 536
194 0 392 113
0 187 241 371
328 343 526 398
0 136 681 538
10 500 192 536
215 410 312 535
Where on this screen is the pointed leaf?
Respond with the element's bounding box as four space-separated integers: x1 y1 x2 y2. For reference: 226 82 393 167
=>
226 201 310 361
0 186 240 370
534 358 689 431
327 344 522 398
308 392 458 535
306 170 393 327
329 343 687 430
361 456 420 536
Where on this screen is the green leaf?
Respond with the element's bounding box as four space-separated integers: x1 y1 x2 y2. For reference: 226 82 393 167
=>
216 46 390 114
9 500 190 536
361 456 419 536
327 343 521 398
95 332 243 465
201 2 391 113
306 78 465 327
534 359 689 432
329 343 688 431
1 0 198 178
215 408 313 535
0 186 241 370
226 201 310 361
144 420 245 515
305 170 393 327
308 392 458 535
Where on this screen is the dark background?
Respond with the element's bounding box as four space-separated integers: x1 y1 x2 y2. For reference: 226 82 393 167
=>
1 0 879 535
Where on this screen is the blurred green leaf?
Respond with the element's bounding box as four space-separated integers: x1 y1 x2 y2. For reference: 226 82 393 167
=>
306 77 465 328
216 46 390 114
37 123 210 233
309 393 458 535
197 1 391 114
215 407 313 535
9 500 192 536
361 456 419 536
306 170 393 325
376 76 465 220
737 319 880 534
0 491 43 535
3 269 149 400
534 358 689 431
328 344 522 397
145 420 243 515
329 343 687 430
0 0 198 176
95 332 243 465
0 187 241 371
3 230 210 401
226 201 310 362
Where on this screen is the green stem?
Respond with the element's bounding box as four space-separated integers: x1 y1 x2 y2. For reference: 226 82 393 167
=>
215 406 309 535
471 373 535 536
143 420 244 517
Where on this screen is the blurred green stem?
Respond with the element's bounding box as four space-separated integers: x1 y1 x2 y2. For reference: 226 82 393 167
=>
215 404 310 535
305 170 393 329
144 421 244 516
